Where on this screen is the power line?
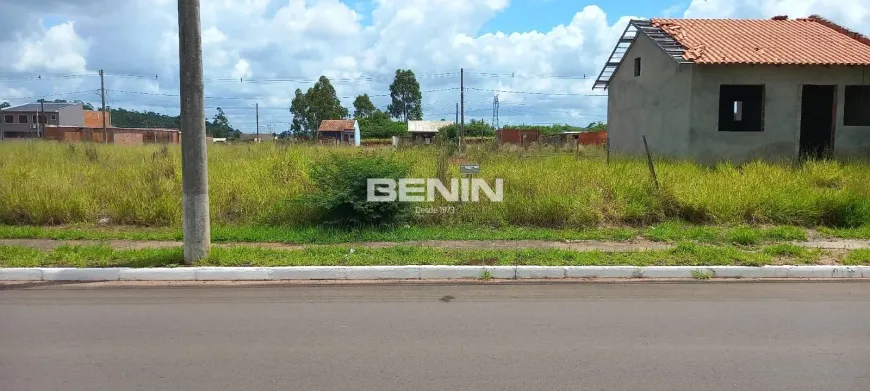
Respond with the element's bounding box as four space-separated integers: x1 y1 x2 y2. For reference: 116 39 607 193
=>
465 87 605 96
1 90 101 101
106 87 460 101
469 72 591 80
0 74 97 82
103 72 458 84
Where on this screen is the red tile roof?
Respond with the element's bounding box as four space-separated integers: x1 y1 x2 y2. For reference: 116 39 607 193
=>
318 119 356 132
649 15 870 65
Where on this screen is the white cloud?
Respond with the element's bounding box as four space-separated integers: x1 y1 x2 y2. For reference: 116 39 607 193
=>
0 0 866 132
8 22 89 73
684 0 870 33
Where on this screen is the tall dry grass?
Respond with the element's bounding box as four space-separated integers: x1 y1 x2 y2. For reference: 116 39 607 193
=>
1 140 868 228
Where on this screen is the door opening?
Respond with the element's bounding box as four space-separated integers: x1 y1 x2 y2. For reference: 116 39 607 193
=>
799 85 836 160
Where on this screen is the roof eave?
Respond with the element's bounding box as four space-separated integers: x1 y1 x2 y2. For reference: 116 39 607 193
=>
592 19 693 91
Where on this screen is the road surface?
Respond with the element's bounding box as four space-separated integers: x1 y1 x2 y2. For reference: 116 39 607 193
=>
2 281 869 391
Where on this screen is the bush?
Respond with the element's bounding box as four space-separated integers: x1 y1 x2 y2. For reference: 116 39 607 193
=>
438 120 494 140
358 111 407 138
302 153 411 227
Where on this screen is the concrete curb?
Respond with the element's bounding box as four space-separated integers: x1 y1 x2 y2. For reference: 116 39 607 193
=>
1 266 869 281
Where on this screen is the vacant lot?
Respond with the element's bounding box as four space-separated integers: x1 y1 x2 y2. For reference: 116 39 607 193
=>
1 141 869 229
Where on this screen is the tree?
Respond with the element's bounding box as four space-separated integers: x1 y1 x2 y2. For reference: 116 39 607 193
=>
438 119 494 140
0 102 9 109
109 107 181 128
308 75 348 125
77 101 95 111
289 76 348 139
208 107 241 139
585 121 607 132
357 110 407 138
387 69 422 122
290 88 313 137
353 94 377 119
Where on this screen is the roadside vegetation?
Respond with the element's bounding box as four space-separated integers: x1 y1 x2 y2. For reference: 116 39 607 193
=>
2 142 870 232
0 242 864 268
0 222 820 244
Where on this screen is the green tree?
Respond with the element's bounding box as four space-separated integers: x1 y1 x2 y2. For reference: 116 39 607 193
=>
387 69 422 122
208 107 241 139
289 76 348 139
0 102 9 109
109 107 180 128
438 119 494 140
353 94 377 119
357 110 407 138
290 88 313 137
585 121 607 132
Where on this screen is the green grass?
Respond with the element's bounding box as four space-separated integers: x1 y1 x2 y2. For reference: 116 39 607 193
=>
762 244 821 264
0 223 824 245
816 226 870 239
1 242 852 268
0 224 637 243
643 222 807 244
2 142 870 229
843 249 870 266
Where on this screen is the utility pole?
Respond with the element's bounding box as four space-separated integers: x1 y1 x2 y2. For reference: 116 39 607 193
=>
455 103 459 126
100 69 107 144
492 94 499 130
39 100 45 138
460 68 465 150
255 103 259 143
178 0 211 263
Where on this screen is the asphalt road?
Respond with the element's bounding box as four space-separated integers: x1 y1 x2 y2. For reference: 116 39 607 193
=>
2 282 869 391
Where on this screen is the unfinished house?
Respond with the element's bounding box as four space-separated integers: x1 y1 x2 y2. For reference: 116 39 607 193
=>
594 15 870 163
408 120 453 144
1 103 84 139
317 120 360 146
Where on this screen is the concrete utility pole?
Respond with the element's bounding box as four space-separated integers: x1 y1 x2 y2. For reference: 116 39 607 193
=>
455 103 459 127
178 0 211 263
492 94 499 130
39 100 45 138
460 68 465 150
100 69 107 144
255 103 259 142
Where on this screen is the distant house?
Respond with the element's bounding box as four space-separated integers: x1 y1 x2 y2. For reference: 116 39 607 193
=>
594 15 870 162
317 119 360 146
496 128 540 146
239 133 273 143
43 126 179 144
407 120 453 144
83 110 112 128
1 103 84 139
555 131 608 146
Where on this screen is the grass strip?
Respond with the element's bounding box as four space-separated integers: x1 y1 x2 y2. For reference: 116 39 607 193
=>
0 242 854 268
843 249 870 266
0 223 824 245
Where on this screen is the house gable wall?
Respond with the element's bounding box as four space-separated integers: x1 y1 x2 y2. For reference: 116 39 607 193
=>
57 104 85 127
607 32 692 157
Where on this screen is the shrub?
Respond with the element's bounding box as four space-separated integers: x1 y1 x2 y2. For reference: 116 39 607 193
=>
302 153 411 227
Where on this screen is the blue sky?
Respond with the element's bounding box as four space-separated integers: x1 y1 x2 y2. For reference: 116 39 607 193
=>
7 0 865 131
339 0 687 33
479 0 685 33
